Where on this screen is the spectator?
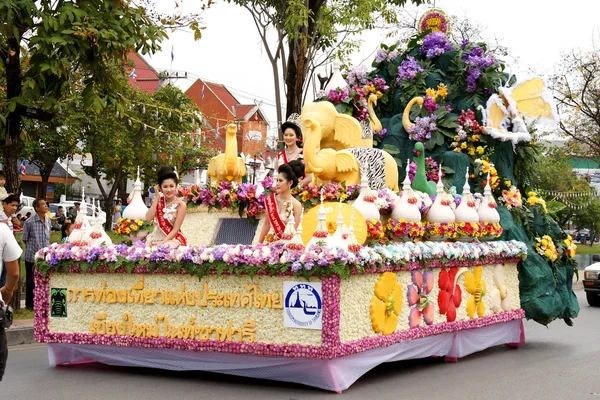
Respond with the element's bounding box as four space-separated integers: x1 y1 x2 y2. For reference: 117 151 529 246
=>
22 198 51 310
0 222 22 381
61 221 73 243
0 195 20 287
22 212 31 222
0 170 7 202
56 206 66 225
67 206 76 222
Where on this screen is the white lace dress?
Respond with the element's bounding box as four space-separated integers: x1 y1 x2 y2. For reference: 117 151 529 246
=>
146 199 185 245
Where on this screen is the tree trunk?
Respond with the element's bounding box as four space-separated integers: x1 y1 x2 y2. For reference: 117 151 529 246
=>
285 39 308 118
38 162 56 199
3 37 23 194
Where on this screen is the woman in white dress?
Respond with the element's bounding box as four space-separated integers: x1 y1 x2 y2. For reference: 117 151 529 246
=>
258 162 304 243
145 166 187 247
276 114 312 187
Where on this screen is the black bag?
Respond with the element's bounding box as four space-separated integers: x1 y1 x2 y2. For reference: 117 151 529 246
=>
0 306 13 329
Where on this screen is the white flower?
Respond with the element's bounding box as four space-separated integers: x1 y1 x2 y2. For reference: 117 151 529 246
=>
261 246 271 258
243 249 253 257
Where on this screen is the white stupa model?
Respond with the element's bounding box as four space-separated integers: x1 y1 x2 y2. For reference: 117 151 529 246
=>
352 174 380 221
123 166 149 220
455 168 480 224
426 165 456 224
330 199 349 251
286 210 305 251
392 159 422 222
308 189 334 248
89 199 112 247
68 187 93 244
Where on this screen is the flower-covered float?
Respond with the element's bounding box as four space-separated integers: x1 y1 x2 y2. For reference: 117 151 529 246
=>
34 11 578 393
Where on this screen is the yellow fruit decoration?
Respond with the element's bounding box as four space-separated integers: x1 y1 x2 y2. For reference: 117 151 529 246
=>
301 202 367 245
465 266 487 318
370 272 402 335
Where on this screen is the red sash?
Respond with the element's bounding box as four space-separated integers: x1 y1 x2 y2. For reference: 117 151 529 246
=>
265 193 286 238
156 195 187 246
278 150 288 165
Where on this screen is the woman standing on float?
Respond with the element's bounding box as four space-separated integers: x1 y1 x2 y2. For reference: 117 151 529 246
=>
145 166 187 247
258 161 304 243
276 115 312 187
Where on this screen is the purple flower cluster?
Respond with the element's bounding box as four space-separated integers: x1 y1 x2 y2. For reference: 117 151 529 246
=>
420 32 453 59
375 48 399 63
462 46 497 93
397 56 424 83
463 46 497 69
423 95 438 113
408 157 443 183
374 128 387 139
327 87 351 103
466 68 482 93
407 115 438 142
372 77 390 92
345 65 369 86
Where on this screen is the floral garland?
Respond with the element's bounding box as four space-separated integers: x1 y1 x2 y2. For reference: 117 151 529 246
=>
481 222 503 238
34 240 528 279
535 235 558 262
455 221 483 238
563 235 577 258
425 222 457 240
386 219 425 240
366 219 386 244
114 218 153 236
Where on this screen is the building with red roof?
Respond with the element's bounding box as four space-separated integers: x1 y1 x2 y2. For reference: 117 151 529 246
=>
185 78 269 156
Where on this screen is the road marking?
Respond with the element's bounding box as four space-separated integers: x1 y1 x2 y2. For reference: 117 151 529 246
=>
9 344 47 352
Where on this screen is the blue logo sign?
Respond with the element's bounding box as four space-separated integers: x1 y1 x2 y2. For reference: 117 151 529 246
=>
283 282 322 329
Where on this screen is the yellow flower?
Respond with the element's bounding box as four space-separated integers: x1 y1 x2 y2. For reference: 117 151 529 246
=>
460 142 467 149
125 228 131 234
467 147 476 156
425 87 438 102
370 272 402 335
465 266 486 318
471 134 481 142
453 148 462 153
131 224 139 231
135 219 143 226
436 83 448 98
476 146 485 154
504 180 512 187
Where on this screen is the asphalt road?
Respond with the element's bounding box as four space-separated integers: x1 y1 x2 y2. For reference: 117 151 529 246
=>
2 291 599 400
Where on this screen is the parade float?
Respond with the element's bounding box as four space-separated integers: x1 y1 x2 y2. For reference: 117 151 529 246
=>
33 9 578 393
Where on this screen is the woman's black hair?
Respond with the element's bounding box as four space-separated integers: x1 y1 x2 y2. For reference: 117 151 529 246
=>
281 121 303 148
157 166 178 186
278 160 305 189
61 221 72 239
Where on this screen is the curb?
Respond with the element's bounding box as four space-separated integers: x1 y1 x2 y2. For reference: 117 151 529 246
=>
6 325 35 346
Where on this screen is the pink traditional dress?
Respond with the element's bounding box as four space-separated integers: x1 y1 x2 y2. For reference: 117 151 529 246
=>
146 195 187 246
264 192 292 242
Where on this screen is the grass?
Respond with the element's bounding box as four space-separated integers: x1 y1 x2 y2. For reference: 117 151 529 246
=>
14 308 34 320
573 243 600 255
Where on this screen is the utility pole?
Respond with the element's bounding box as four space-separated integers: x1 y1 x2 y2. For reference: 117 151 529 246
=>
135 71 189 87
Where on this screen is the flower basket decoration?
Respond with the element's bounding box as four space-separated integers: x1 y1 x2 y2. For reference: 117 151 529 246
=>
424 222 457 241
455 221 484 241
114 218 154 239
386 219 425 242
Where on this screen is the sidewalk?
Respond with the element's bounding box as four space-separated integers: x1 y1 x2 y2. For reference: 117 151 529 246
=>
7 318 34 346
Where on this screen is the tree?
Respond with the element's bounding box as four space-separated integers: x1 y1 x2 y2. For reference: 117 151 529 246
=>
21 115 78 198
0 1 207 194
552 49 600 157
67 80 207 226
224 0 425 133
530 147 597 227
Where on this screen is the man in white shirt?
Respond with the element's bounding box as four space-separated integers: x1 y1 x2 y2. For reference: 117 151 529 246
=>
0 222 22 381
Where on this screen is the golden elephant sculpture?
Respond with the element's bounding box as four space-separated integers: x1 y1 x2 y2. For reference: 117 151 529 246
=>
300 101 363 151
302 117 399 191
207 123 247 187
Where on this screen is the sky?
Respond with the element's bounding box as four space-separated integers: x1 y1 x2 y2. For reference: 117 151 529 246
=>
146 0 600 138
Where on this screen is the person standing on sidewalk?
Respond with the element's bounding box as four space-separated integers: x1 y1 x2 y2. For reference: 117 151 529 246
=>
0 194 21 287
0 222 22 381
22 198 50 310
